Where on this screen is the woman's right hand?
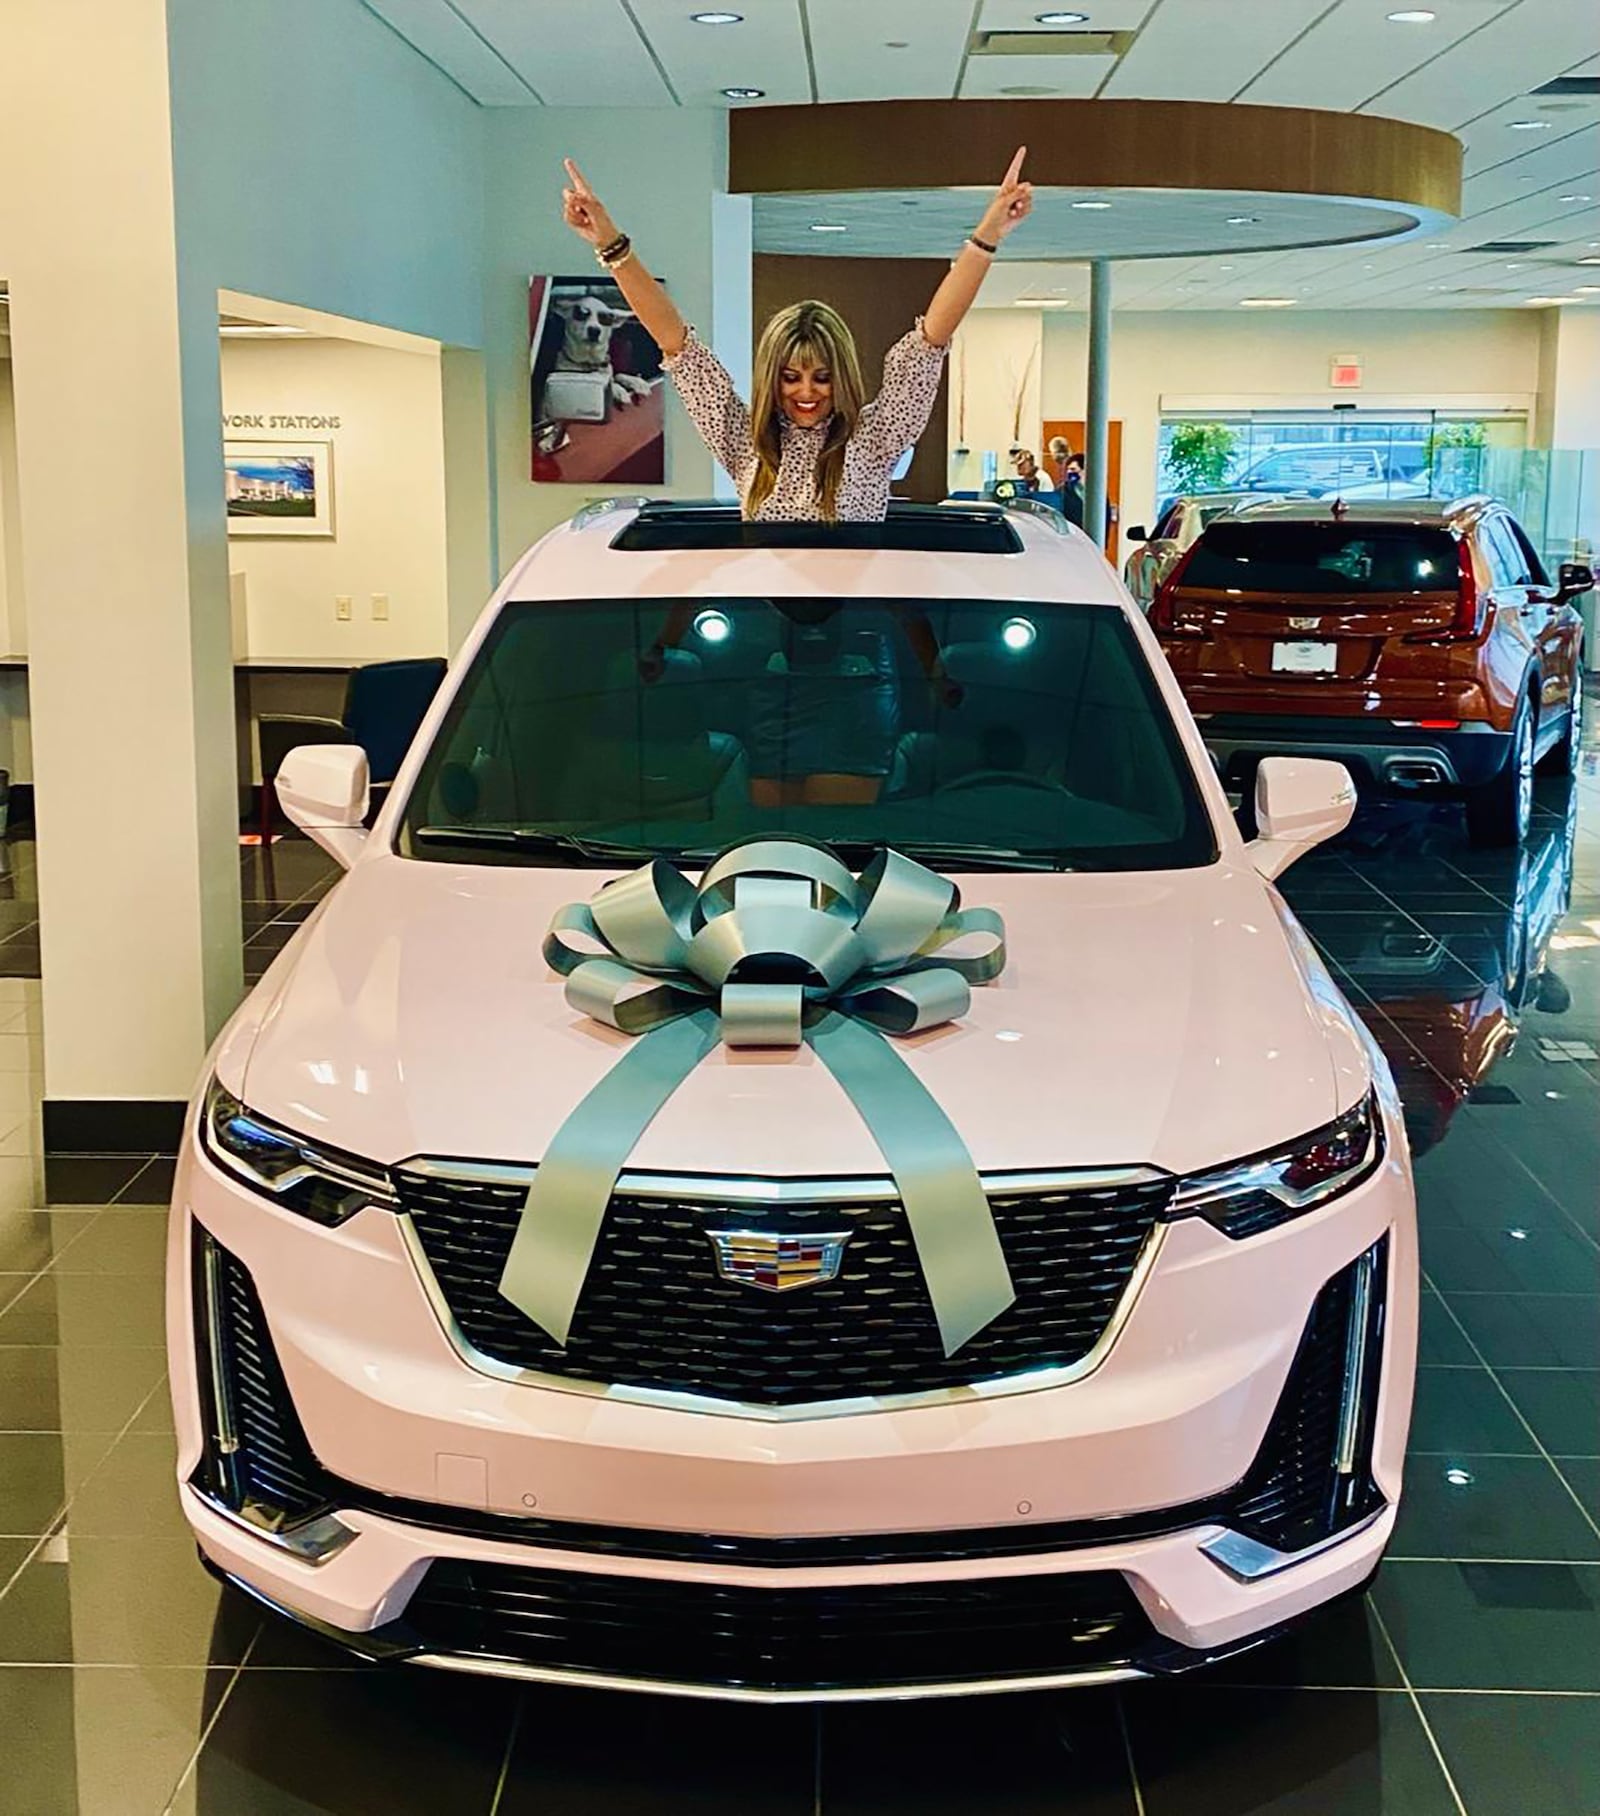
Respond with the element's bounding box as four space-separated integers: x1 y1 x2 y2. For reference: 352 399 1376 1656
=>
561 158 619 248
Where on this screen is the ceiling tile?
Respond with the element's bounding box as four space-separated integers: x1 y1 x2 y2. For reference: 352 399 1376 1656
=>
1359 0 1589 128
451 0 671 105
361 0 538 104
806 0 970 103
1239 0 1511 114
627 0 811 106
1102 0 1333 104
959 51 1117 99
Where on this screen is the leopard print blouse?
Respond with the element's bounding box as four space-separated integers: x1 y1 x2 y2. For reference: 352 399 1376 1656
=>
662 322 947 522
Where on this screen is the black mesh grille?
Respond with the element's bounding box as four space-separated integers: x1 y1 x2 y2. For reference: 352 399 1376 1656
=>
194 1231 327 1524
1231 1237 1388 1554
397 1168 1172 1406
399 1559 1149 1692
191 1228 1388 1594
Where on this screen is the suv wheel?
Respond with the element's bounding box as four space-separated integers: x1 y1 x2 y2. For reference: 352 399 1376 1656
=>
1466 698 1534 847
1536 665 1583 779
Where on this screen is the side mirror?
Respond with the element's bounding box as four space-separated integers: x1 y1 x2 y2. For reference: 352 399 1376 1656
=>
1557 561 1595 603
1247 756 1356 880
1126 524 1148 544
276 745 370 869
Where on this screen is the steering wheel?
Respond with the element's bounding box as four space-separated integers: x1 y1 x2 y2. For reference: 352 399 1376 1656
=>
933 769 1071 796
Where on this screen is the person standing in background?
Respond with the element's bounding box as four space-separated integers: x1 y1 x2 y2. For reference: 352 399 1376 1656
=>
1059 451 1086 529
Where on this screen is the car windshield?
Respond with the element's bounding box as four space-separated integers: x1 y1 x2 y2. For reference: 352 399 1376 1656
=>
1181 523 1460 596
398 596 1216 872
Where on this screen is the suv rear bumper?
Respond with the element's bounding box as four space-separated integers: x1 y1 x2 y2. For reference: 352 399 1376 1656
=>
1197 715 1512 792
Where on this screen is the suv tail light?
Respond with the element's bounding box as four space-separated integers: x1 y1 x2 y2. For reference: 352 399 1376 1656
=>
1150 545 1202 637
1407 538 1485 644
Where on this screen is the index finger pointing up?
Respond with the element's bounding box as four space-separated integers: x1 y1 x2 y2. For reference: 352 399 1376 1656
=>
563 157 593 196
1003 146 1027 188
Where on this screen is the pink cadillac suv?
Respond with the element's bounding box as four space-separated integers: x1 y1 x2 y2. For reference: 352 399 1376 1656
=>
168 499 1417 1701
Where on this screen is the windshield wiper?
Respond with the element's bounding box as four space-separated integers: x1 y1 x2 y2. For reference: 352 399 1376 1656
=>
870 841 1070 873
414 827 1068 873
412 826 662 863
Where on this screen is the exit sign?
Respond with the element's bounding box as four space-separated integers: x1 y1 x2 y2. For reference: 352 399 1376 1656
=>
1330 355 1363 389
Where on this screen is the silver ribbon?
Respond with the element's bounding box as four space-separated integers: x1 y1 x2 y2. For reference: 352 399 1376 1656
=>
498 839 1016 1356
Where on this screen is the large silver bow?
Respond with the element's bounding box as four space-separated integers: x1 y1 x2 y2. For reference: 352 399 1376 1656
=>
498 838 1017 1356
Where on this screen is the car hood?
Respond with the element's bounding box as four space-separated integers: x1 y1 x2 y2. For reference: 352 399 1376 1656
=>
234 854 1366 1179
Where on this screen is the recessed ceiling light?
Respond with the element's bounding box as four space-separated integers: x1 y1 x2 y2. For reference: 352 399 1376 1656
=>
1216 263 1235 271
1240 297 1296 308
1583 256 1600 264
809 222 847 233
1386 8 1435 19
1576 285 1600 293
692 10 743 23
1523 294 1580 305
885 40 909 49
1508 120 1552 130
1558 194 1592 203
1226 215 1260 226
1035 9 1090 22
721 86 764 99
1072 199 1113 210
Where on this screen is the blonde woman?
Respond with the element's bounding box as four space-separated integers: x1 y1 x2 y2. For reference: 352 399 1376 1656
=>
560 151 1033 521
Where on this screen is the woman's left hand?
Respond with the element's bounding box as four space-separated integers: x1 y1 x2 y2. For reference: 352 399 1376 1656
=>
974 147 1034 244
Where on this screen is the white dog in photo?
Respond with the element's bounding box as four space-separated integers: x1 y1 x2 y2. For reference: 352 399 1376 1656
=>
551 294 655 409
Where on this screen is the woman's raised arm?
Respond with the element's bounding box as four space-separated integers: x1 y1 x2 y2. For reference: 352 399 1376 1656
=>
920 148 1033 349
561 159 688 358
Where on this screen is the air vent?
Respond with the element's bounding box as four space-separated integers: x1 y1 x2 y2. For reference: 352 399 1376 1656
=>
1467 240 1558 254
972 29 1136 57
1531 76 1600 97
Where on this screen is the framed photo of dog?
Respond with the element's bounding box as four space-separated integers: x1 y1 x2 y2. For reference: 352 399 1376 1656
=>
529 275 666 485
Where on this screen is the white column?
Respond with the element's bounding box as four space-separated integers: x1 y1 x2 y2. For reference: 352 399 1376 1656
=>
1 0 240 1107
1085 259 1113 552
709 192 754 504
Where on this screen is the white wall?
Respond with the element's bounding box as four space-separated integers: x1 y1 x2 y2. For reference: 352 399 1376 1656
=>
221 335 449 660
0 0 489 1106
954 307 1546 539
481 108 726 577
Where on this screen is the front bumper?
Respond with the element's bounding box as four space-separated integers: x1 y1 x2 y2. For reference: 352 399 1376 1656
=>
167 1112 1418 1701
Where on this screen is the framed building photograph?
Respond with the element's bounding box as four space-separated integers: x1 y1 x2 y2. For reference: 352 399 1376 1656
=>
225 439 335 537
529 274 665 486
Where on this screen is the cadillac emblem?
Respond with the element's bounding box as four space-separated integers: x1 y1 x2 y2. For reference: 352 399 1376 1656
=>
707 1229 852 1293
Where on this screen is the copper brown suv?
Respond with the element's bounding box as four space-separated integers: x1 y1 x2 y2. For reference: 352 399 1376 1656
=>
1151 497 1592 845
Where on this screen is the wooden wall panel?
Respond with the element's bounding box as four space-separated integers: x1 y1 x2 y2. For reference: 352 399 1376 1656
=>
752 254 952 505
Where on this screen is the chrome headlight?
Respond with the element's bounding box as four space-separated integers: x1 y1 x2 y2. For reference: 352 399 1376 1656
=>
200 1078 398 1226
1167 1090 1384 1238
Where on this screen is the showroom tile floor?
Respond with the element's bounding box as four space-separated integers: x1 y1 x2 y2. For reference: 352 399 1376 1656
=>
2 750 1599 1813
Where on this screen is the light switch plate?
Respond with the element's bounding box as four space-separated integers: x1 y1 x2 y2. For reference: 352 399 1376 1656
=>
371 592 389 621
335 595 352 622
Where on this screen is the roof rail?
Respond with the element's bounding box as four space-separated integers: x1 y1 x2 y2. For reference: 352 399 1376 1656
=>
607 499 1024 555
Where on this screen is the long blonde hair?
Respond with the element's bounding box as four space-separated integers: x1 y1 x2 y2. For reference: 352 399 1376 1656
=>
746 300 865 520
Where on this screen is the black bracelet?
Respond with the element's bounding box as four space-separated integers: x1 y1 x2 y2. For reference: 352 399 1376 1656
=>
596 232 631 266
969 234 998 255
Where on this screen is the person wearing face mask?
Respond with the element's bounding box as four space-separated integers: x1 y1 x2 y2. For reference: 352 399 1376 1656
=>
560 151 1033 521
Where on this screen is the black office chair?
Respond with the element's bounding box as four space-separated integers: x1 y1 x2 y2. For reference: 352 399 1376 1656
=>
256 657 447 838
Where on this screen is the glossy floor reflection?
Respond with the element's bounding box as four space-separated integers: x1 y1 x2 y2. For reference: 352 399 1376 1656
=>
4 755 1600 1812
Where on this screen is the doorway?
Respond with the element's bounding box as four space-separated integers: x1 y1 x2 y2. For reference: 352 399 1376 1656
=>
1044 418 1123 562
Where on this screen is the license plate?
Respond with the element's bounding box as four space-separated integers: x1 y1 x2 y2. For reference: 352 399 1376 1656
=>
1272 640 1338 674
